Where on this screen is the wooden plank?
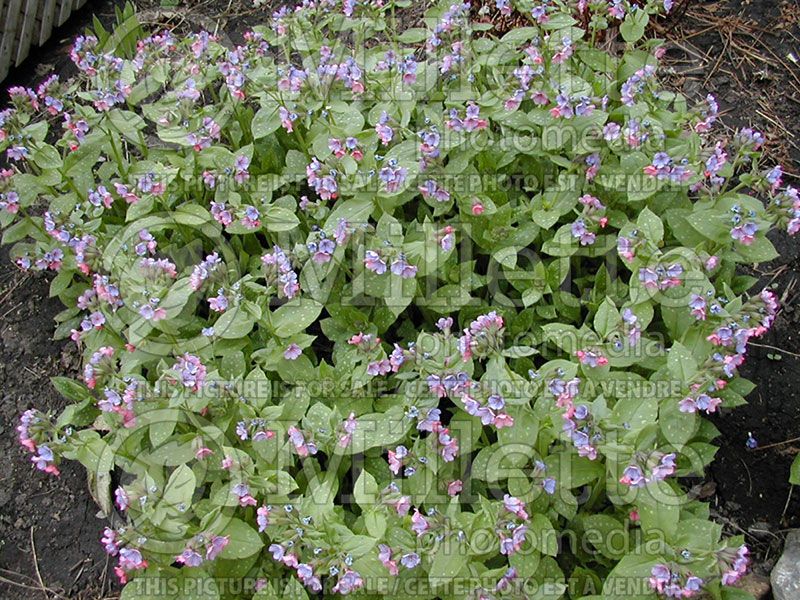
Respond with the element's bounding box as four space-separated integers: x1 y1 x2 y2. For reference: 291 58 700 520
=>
0 0 24 81
15 0 40 66
0 0 7 36
0 0 91 83
56 0 71 27
38 0 57 46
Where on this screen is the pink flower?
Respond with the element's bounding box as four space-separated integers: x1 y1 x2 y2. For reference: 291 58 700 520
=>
387 446 407 475
447 480 463 496
195 446 213 459
205 535 229 560
503 494 529 520
411 509 429 536
493 413 514 428
257 506 270 532
287 426 317 457
392 495 411 516
338 412 357 447
378 544 399 575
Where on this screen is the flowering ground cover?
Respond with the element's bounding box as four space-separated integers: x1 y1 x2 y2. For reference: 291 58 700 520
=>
0 0 798 599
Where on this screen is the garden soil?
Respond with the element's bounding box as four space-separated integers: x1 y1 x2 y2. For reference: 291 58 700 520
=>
0 0 797 597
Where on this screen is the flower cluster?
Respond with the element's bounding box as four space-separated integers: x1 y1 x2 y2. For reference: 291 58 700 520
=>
649 564 703 598
1 0 783 597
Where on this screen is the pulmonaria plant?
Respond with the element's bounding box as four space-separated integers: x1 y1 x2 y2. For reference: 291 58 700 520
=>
1 0 793 598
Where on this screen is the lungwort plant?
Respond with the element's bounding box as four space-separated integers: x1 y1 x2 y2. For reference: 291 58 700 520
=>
2 0 797 598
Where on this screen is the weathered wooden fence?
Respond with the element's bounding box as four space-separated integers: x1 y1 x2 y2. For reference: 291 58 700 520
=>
0 0 89 82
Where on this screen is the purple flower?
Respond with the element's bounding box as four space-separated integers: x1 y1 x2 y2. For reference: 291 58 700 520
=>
400 552 420 569
375 111 394 144
206 535 231 560
284 343 302 360
364 250 387 274
731 221 758 245
651 453 676 481
620 464 646 487
379 163 408 193
503 494 528 519
367 359 391 376
261 246 300 299
604 122 621 141
118 547 145 570
172 354 207 392
208 291 228 313
417 408 441 432
310 237 336 263
257 506 270 532
332 569 363 594
268 543 285 561
101 527 119 555
31 445 55 472
176 548 204 567
571 219 596 245
436 317 453 331
115 487 129 511
390 255 417 278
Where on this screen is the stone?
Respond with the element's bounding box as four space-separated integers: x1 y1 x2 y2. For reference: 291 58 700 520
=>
735 573 770 600
772 529 800 600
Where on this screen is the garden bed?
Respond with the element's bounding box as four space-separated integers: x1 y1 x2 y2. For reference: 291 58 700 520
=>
0 0 798 599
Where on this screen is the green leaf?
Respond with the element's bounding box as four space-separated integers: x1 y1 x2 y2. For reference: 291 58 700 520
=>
270 299 323 337
213 309 255 339
637 207 664 243
345 407 411 454
1 218 36 245
791 454 800 486
100 12 142 54
610 395 658 430
660 398 698 449
31 145 62 170
282 577 309 600
51 377 92 402
509 549 541 578
353 469 379 509
620 10 649 43
582 514 626 559
218 518 264 559
397 28 428 43
252 104 281 139
721 589 756 600
330 102 365 136
667 342 698 381
162 464 196 509
594 298 621 338
530 514 558 556
108 109 146 142
264 206 300 232
637 481 680 541
603 552 659 599
685 210 728 241
365 510 386 538
428 537 466 588
67 430 114 475
55 398 97 429
735 236 779 263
